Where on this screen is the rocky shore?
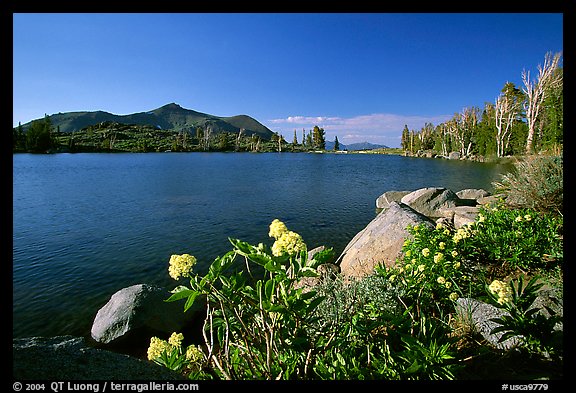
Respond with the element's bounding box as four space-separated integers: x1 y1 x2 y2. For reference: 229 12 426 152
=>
13 186 562 380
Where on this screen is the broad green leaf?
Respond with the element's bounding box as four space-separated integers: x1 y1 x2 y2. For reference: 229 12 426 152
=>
183 291 200 312
165 287 194 302
248 253 272 266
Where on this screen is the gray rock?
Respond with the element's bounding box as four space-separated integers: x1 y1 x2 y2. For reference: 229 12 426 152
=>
456 188 490 201
437 205 481 228
13 336 186 380
375 190 411 209
448 151 461 160
455 298 521 351
400 187 460 218
91 284 201 346
338 202 434 279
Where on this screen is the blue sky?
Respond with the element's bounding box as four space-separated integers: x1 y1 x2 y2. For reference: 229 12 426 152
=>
12 13 563 147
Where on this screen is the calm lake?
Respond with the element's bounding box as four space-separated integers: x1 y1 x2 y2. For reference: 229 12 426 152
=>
13 152 513 338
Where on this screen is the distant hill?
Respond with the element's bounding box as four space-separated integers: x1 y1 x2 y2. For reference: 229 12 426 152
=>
19 103 275 140
324 141 390 151
345 142 389 151
336 142 389 151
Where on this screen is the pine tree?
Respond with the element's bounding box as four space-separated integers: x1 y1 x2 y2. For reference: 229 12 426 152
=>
333 136 340 151
312 125 326 150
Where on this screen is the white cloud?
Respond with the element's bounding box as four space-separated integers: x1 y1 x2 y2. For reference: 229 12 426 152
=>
265 113 452 147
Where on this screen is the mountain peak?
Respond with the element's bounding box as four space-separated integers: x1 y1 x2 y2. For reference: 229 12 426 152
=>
158 102 183 110
22 103 275 140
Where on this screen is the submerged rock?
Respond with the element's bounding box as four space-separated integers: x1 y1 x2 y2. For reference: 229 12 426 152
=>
13 335 186 380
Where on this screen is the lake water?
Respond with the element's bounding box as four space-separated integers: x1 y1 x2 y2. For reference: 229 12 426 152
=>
12 152 513 338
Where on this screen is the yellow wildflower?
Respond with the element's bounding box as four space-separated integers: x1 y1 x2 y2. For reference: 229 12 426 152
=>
434 252 444 264
418 264 426 272
449 292 459 301
147 337 171 361
478 214 486 223
389 274 396 282
451 250 458 258
443 228 451 236
272 230 306 256
269 219 288 239
488 280 513 305
405 249 412 258
453 261 461 269
524 214 532 221
445 281 452 289
515 215 523 222
452 227 471 243
422 248 430 257
437 276 446 285
168 254 197 280
439 242 446 250
436 222 444 230
185 345 204 363
168 332 184 348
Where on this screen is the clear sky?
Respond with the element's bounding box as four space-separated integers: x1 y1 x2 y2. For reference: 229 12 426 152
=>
12 13 563 147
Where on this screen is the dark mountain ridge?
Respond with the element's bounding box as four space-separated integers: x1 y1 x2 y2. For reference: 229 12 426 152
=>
20 103 275 140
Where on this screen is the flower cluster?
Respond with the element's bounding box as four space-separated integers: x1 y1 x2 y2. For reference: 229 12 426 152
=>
147 332 205 372
452 226 473 244
147 336 173 361
269 219 288 239
269 219 307 257
168 253 197 280
488 280 513 305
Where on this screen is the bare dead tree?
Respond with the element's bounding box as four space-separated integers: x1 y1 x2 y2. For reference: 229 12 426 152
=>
204 125 212 151
495 91 519 157
235 128 244 152
522 51 562 154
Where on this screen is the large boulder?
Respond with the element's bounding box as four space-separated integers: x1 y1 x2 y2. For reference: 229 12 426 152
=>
91 284 202 347
456 188 490 202
400 187 461 218
437 205 481 229
375 190 411 209
338 202 434 280
13 336 186 380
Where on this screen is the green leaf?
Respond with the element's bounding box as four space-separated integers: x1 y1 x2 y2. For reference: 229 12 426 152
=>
299 266 319 277
264 260 282 272
310 247 335 266
264 279 275 301
248 253 272 266
183 291 200 312
165 287 194 302
229 238 256 255
404 359 421 374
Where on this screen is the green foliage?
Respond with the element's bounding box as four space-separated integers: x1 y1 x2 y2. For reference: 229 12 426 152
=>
165 222 328 380
487 275 563 359
376 222 482 316
462 206 563 272
24 117 53 153
312 125 326 150
493 155 563 214
150 202 562 380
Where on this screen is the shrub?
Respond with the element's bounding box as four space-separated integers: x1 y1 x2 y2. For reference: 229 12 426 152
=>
462 206 563 272
492 155 563 214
